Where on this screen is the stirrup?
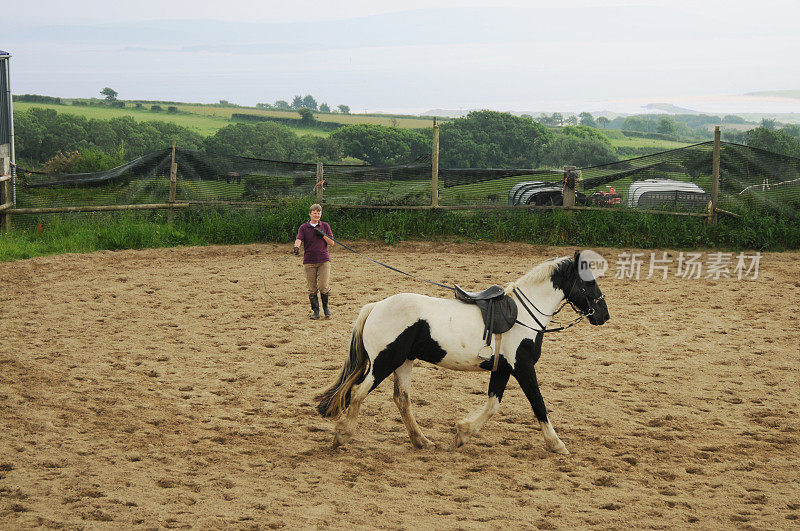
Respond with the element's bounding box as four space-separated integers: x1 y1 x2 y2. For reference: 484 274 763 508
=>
477 345 494 361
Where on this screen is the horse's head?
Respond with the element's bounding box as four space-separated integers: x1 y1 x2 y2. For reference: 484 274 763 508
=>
552 251 610 325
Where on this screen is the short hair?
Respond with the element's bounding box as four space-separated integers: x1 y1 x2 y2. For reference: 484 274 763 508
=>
309 203 322 212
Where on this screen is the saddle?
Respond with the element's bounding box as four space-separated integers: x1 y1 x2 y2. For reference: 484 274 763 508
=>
454 284 518 369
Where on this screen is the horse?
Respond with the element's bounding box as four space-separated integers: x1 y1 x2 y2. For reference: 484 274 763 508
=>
315 250 610 454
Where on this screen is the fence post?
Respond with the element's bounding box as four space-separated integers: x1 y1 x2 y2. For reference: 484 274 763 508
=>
710 125 720 224
168 140 177 223
562 166 577 210
316 162 324 204
1 143 10 232
431 117 439 208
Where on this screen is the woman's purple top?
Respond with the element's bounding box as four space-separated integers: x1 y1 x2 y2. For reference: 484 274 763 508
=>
296 221 332 264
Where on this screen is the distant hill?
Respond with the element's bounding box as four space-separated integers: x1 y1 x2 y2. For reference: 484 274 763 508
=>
420 109 471 118
745 90 800 99
642 103 700 114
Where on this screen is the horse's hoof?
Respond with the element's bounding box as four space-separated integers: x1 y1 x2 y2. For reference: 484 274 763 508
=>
548 443 569 455
454 431 466 449
413 438 436 450
332 432 350 448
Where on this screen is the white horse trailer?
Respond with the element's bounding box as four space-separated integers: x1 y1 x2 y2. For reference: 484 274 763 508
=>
627 179 709 211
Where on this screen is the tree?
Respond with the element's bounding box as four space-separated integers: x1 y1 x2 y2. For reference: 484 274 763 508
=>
319 102 331 113
331 124 428 165
597 116 610 129
302 95 318 111
760 118 777 131
622 116 648 132
337 104 350 114
204 122 312 160
274 100 291 110
722 115 747 124
291 96 303 109
656 116 676 135
542 135 618 167
550 113 564 126
535 113 554 125
559 125 611 143
100 87 118 101
297 108 315 125
745 127 800 157
13 108 203 163
438 110 554 168
565 115 578 126
579 112 597 128
782 124 800 139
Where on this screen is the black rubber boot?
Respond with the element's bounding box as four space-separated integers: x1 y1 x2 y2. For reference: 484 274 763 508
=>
308 294 321 320
321 292 331 319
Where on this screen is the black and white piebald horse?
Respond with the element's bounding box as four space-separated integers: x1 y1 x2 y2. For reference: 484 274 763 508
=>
316 251 609 454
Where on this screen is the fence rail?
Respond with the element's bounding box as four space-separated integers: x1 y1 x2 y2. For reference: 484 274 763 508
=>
5 126 799 225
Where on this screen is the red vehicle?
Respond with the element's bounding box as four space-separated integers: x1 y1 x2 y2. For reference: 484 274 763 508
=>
589 186 622 206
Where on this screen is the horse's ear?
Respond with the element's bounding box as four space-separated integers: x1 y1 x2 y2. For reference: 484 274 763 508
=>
573 250 581 265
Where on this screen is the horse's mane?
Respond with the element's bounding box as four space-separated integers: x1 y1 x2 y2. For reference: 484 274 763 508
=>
504 256 570 294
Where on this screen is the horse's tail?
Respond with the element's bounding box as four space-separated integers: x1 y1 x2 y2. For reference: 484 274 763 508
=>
315 302 376 418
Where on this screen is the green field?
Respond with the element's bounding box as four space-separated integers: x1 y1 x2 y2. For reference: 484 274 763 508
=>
13 101 231 136
13 100 699 157
12 101 437 138
597 129 693 151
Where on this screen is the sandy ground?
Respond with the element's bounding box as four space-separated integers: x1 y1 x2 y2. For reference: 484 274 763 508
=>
1 241 798 529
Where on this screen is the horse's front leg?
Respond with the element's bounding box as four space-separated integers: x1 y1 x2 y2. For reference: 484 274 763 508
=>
455 357 512 448
512 335 568 455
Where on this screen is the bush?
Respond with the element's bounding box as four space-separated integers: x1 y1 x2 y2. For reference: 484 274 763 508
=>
13 108 204 163
42 147 125 174
14 94 63 104
167 106 178 113
110 101 125 108
151 105 163 112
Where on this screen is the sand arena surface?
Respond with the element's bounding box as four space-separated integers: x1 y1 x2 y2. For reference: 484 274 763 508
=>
1 242 798 528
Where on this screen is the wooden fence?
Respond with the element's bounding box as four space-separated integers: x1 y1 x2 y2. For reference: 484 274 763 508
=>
1 127 731 226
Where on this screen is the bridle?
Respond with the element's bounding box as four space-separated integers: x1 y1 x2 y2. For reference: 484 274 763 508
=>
512 274 604 334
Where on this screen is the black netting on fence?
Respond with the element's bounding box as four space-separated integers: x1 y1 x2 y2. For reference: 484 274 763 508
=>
715 142 800 218
437 168 565 206
11 142 800 217
15 149 434 208
579 141 800 216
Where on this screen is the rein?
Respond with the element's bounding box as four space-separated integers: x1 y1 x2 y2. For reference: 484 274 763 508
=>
512 287 583 334
321 231 456 292
321 229 593 335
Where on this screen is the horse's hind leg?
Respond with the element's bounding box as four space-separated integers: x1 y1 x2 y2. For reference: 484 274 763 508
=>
333 374 373 447
455 358 512 448
393 360 434 449
333 351 405 447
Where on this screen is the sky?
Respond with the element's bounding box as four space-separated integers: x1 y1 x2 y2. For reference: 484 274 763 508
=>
4 0 800 115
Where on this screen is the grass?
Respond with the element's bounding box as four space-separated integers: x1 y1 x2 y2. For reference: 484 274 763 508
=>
3 199 798 262
13 101 436 138
604 136 693 150
13 101 232 137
